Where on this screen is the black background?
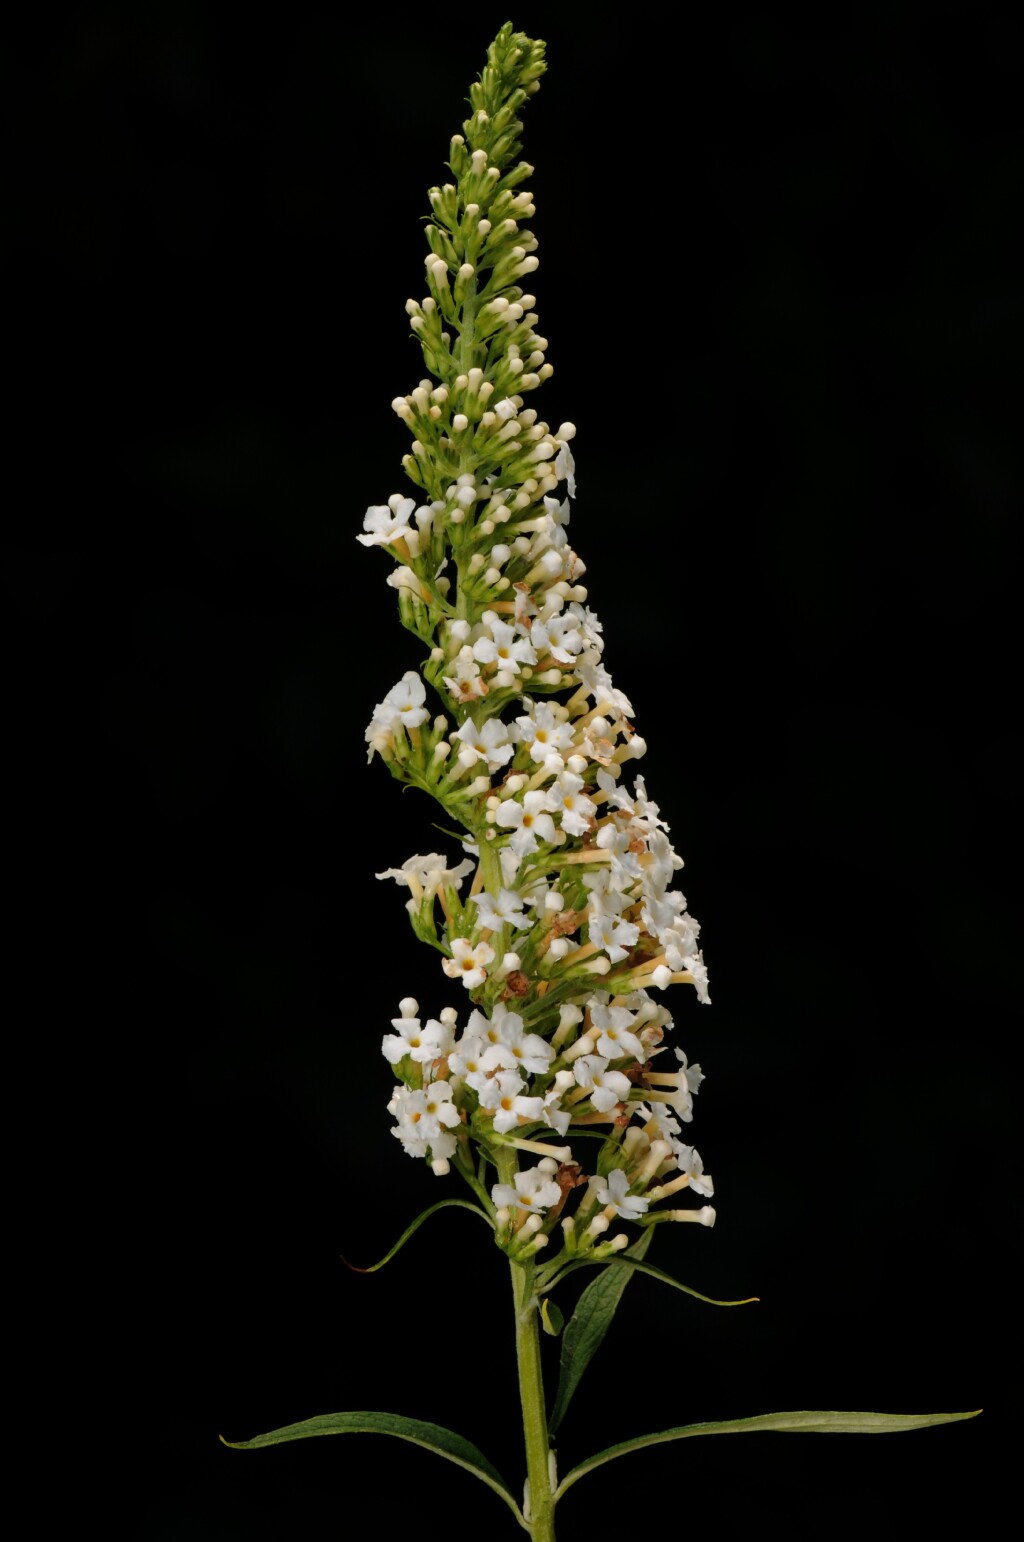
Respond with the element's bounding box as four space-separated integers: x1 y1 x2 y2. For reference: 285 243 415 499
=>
8 4 1018 1537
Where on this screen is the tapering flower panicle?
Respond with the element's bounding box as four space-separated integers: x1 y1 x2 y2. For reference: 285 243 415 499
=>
362 23 714 1265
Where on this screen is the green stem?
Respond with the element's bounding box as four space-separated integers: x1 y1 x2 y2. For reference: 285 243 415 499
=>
498 1150 557 1541
477 834 504 897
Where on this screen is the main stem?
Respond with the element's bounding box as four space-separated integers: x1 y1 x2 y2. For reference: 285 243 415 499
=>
498 1150 557 1541
481 833 555 1537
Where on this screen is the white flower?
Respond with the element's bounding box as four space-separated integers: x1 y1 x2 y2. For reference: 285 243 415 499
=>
367 672 429 739
595 1167 648 1220
572 1055 632 1113
554 442 576 498
683 949 712 1005
478 1071 545 1133
442 937 495 989
548 770 596 837
589 1004 645 1063
491 1162 562 1213
577 660 634 719
452 717 516 771
514 701 575 763
443 648 488 703
472 617 537 675
495 790 559 858
471 887 531 932
671 1143 714 1198
644 1047 704 1122
376 852 475 900
381 1014 454 1066
587 907 640 965
479 1009 555 1076
357 496 417 547
388 1080 460 1160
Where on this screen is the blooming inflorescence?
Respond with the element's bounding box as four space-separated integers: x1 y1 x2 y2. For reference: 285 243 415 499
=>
361 25 713 1268
226 29 979 1535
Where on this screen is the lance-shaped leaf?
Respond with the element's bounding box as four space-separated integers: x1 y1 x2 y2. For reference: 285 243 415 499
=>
543 1251 759 1310
554 1408 983 1501
548 1228 654 1436
223 1411 525 1528
341 1198 492 1273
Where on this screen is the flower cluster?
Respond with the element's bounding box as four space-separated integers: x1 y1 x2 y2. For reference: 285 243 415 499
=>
361 25 712 1265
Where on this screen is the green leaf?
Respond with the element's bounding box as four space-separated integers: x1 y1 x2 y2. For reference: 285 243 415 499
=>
545 1252 759 1310
539 1296 564 1337
222 1411 526 1527
341 1198 492 1273
548 1228 654 1437
554 1408 983 1500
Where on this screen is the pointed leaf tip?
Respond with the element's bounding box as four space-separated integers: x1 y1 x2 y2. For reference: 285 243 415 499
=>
555 1408 984 1500
220 1410 524 1524
339 1198 492 1273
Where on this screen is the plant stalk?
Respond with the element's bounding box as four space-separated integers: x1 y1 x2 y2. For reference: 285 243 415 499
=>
499 1151 557 1541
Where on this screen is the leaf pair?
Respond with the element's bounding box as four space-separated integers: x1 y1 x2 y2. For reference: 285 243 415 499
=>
222 1406 981 1528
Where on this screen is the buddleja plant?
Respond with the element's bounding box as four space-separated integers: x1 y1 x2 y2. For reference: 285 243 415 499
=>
224 24 978 1539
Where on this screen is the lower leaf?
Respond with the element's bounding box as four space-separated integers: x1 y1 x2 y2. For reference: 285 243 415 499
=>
222 1410 525 1527
555 1408 983 1500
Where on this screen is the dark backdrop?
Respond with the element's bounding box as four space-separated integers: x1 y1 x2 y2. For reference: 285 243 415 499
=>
8 4 1017 1537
